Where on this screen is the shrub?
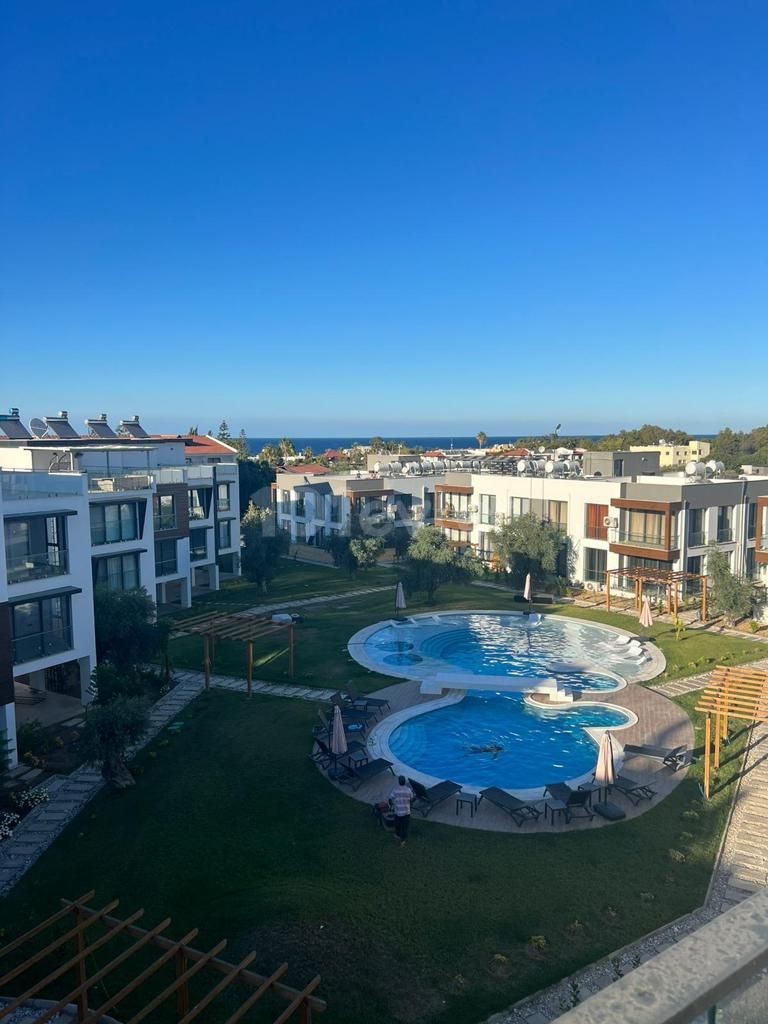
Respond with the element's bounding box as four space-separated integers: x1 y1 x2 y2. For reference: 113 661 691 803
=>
682 809 700 821
16 721 52 757
668 848 687 863
527 935 549 954
0 810 20 842
638 891 655 902
749 620 761 634
11 785 50 812
679 831 694 843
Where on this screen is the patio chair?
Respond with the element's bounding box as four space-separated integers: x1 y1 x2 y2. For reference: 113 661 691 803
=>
623 743 688 772
544 783 594 822
478 787 542 827
329 693 377 724
337 757 395 792
311 736 366 770
314 708 368 740
612 774 656 805
408 777 462 817
345 681 391 715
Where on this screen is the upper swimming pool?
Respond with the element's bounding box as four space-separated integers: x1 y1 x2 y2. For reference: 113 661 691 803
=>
350 611 653 692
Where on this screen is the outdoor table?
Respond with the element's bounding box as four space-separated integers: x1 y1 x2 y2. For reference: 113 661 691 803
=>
544 798 568 825
577 782 602 806
455 795 479 817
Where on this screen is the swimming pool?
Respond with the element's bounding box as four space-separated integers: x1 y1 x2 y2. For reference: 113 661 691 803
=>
385 691 632 793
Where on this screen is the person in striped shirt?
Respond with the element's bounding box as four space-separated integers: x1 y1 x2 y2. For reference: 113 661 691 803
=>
389 776 415 847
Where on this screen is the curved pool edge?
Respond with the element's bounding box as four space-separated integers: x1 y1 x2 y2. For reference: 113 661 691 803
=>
347 608 666 685
366 690 639 802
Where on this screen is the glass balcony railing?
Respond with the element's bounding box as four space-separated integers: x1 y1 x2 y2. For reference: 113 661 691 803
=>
717 527 734 543
438 509 472 521
188 506 209 520
216 498 231 512
190 545 208 561
616 531 678 550
760 536 768 552
87 471 152 493
1 471 84 500
6 549 69 585
155 558 178 577
12 626 73 665
153 513 177 532
688 530 706 546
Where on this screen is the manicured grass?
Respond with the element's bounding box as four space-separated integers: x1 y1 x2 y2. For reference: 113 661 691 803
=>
169 578 766 694
1 690 745 1024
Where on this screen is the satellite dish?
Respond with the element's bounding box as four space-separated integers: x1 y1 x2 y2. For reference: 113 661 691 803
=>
685 461 698 477
29 417 49 438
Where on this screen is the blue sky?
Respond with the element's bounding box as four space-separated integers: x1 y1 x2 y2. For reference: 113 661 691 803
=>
3 1 766 436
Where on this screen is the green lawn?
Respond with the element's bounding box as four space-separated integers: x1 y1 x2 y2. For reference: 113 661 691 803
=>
169 577 765 694
1 690 747 1024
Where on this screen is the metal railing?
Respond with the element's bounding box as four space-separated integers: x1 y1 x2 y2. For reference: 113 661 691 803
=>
155 558 179 577
6 549 69 585
688 530 706 546
616 530 678 550
717 527 734 543
153 513 177 532
188 506 209 520
438 509 472 521
583 568 606 584
585 526 608 541
190 545 208 561
216 498 230 512
12 626 73 665
87 471 152 493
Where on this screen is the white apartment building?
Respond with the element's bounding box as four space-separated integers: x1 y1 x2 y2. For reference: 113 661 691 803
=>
0 410 242 765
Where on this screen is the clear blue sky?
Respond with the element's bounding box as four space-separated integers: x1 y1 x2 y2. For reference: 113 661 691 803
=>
3 1 766 436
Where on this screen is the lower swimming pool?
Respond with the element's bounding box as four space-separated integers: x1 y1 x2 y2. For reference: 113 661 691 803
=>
386 691 633 792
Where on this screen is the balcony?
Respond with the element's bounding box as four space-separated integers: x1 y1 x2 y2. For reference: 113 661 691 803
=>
688 530 706 546
153 513 177 532
155 557 179 577
216 498 231 512
87 471 151 493
1 471 84 500
188 506 209 520
585 525 608 541
190 545 208 562
437 509 472 522
12 626 73 665
717 527 734 543
6 549 69 585
615 530 678 551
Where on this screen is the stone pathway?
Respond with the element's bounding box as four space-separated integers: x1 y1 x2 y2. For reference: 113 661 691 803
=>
0 670 338 897
233 584 393 618
485 720 768 1023
651 657 768 698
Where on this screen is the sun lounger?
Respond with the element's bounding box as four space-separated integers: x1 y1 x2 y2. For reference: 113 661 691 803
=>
623 743 688 771
478 787 542 827
612 774 656 805
544 783 594 822
311 736 366 769
338 757 394 792
345 682 391 715
330 693 377 723
408 778 462 817
314 708 368 739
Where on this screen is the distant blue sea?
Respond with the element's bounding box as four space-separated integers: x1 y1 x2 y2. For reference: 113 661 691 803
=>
247 434 715 456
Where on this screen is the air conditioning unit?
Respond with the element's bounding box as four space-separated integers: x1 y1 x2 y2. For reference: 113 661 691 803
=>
602 516 618 529
584 581 596 592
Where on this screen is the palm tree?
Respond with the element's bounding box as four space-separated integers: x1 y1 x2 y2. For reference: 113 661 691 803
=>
279 437 296 460
476 431 488 449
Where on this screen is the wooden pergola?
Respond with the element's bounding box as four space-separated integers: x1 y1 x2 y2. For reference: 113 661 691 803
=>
696 665 768 798
605 566 708 620
171 612 296 693
0 892 325 1022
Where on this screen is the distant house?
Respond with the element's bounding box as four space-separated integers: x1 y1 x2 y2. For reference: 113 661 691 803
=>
320 449 342 463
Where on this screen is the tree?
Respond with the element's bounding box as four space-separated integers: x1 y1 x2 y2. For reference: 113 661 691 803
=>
241 502 290 592
404 527 483 603
302 446 314 461
490 514 564 588
188 425 199 435
325 535 357 576
231 429 250 461
710 428 745 471
349 537 384 570
237 458 275 518
476 431 488 449
706 546 755 625
279 437 296 460
217 420 231 442
78 696 150 787
369 436 386 454
259 443 282 466
93 588 160 677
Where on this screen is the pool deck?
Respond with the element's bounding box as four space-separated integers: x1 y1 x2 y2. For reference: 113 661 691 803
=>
321 679 694 833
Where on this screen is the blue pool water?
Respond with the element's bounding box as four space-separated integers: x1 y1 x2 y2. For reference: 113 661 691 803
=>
389 691 630 791
362 613 640 690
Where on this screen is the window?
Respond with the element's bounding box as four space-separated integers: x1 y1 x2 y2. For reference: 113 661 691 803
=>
688 508 705 546
622 510 665 547
154 539 178 576
281 490 291 513
153 494 176 531
90 502 139 545
613 459 624 476
295 497 306 518
547 500 568 533
479 494 496 525
746 547 757 580
584 547 607 583
509 497 530 518
217 483 230 512
687 555 702 575
4 514 69 583
747 502 757 541
10 594 72 664
189 487 211 520
218 520 232 549
717 506 733 543
93 552 140 591
329 495 343 522
190 528 209 561
478 532 493 559
585 504 608 541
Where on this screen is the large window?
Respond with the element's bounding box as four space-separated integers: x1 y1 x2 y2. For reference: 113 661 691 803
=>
585 504 608 541
584 547 607 584
154 539 178 577
747 502 757 541
509 497 530 518
479 494 496 525
93 552 140 591
218 520 232 549
547 500 568 533
688 508 705 546
190 527 209 561
717 506 734 543
746 547 757 580
11 594 73 664
217 483 230 512
153 494 176 531
4 514 69 584
90 502 139 545
621 510 666 547
189 487 211 520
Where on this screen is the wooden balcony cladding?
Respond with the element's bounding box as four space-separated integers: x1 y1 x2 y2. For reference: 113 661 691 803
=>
609 496 681 560
434 484 474 495
609 541 678 562
756 497 768 564
434 517 474 532
611 498 683 513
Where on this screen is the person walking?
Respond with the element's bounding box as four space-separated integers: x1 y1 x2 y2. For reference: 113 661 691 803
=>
389 775 414 847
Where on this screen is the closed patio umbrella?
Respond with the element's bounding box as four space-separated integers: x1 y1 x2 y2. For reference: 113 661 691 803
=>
395 581 407 613
330 705 348 758
594 731 617 791
523 573 532 603
639 595 653 630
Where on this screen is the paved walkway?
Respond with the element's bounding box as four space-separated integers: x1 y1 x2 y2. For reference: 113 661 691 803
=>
650 656 768 698
485 720 768 1023
233 584 393 618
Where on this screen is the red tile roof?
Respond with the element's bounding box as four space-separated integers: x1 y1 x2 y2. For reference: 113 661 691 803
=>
277 464 328 476
150 434 238 458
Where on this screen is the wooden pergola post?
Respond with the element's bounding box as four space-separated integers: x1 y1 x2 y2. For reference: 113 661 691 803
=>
175 948 190 1017
703 714 712 799
71 905 89 1021
247 641 254 698
713 711 721 771
288 624 295 680
203 634 211 689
